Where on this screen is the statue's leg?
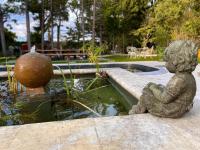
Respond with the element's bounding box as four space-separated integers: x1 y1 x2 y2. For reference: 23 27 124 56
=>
129 87 153 114
149 102 186 118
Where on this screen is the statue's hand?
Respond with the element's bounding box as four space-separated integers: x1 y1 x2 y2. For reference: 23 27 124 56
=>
149 84 158 91
147 82 156 88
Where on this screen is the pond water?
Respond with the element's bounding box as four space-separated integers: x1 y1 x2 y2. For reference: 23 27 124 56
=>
0 77 132 126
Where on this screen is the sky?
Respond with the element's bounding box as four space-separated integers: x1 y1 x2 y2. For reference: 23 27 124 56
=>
0 0 76 41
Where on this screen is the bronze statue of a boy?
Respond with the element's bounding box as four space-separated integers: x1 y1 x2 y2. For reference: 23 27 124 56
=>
129 40 198 118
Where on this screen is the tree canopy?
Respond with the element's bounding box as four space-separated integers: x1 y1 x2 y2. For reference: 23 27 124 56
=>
0 0 199 56
134 0 200 47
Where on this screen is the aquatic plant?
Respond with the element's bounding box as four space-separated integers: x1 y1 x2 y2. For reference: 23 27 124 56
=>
6 63 12 92
6 62 24 94
85 76 99 91
82 43 106 72
55 65 102 117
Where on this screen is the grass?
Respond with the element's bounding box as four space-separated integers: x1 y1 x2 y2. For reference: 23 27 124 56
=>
0 57 108 65
103 54 200 63
53 60 88 64
0 57 16 65
103 55 163 62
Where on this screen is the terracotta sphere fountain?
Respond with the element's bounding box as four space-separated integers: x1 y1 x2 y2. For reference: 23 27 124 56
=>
14 48 53 94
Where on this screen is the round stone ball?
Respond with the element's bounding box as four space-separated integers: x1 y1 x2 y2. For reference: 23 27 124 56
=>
14 52 53 88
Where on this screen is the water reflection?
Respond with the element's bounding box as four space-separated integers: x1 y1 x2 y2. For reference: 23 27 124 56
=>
0 78 128 126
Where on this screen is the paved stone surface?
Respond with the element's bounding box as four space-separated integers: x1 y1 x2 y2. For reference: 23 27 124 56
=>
106 62 168 100
1 61 200 150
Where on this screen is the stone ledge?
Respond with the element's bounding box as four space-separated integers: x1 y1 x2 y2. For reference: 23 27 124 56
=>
1 62 200 150
0 114 200 150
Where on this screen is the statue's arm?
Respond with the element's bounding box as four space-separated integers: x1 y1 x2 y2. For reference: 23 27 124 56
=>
149 77 186 104
150 86 174 104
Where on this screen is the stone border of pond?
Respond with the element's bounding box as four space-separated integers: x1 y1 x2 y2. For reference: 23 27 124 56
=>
0 61 163 77
0 61 164 104
1 61 200 149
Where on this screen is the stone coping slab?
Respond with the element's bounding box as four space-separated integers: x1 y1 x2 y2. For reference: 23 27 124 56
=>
0 114 200 150
1 61 200 149
0 61 162 78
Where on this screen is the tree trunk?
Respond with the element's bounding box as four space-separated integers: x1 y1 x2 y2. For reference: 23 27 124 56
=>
48 28 51 42
50 0 54 49
81 0 85 49
92 0 96 45
77 24 80 44
41 0 45 50
112 36 115 51
75 13 80 45
25 0 31 50
57 17 61 49
0 16 6 56
122 32 125 53
100 25 102 46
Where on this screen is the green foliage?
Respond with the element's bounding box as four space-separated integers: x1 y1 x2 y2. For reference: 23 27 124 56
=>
100 0 148 49
55 65 72 98
0 56 15 64
155 46 165 57
135 0 200 48
0 29 17 56
0 3 18 56
0 2 18 15
104 55 163 62
31 32 41 45
153 26 171 47
82 43 107 72
4 28 17 45
181 17 200 38
2 0 200 52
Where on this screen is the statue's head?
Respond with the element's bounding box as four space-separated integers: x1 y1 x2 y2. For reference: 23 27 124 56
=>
164 40 198 73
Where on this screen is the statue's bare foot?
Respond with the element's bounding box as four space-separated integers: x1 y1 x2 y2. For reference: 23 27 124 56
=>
129 105 147 115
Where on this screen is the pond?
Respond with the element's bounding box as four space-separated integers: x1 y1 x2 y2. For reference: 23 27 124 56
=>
0 76 135 126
